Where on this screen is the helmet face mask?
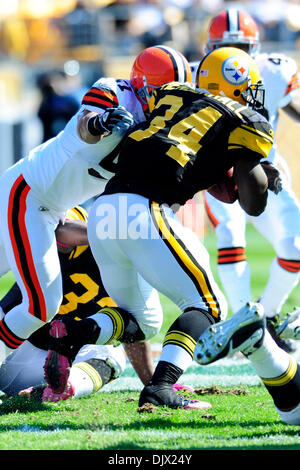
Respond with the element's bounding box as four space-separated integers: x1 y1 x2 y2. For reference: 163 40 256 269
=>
135 76 159 106
196 47 265 111
211 42 255 56
241 80 265 112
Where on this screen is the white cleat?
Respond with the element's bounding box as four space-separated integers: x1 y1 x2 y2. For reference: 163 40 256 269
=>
194 302 265 365
278 307 300 340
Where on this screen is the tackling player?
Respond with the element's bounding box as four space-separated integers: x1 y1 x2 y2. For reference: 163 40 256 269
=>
196 9 300 351
0 45 192 372
45 47 275 410
0 206 197 403
0 206 126 401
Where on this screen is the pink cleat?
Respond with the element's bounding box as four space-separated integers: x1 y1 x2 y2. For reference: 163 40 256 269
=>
173 383 195 393
42 381 75 402
183 399 212 409
19 381 75 403
44 320 71 394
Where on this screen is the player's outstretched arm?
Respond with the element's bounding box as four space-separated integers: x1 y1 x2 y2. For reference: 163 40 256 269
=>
77 107 135 144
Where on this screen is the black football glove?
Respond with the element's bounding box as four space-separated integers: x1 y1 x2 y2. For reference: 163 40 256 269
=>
88 106 135 136
261 161 283 195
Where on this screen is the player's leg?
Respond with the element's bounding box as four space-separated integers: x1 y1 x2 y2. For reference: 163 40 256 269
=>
203 191 250 314
0 170 63 363
252 187 300 316
89 194 226 408
252 185 300 348
195 305 300 424
67 344 126 398
19 343 126 403
44 198 163 394
45 193 226 408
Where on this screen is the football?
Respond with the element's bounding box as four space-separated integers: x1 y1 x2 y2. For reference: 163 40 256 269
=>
206 167 238 203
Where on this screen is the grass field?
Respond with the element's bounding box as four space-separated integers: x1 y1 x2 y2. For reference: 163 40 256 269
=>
0 224 299 453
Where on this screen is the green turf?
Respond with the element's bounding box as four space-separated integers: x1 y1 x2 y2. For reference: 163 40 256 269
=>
0 223 299 451
0 387 299 450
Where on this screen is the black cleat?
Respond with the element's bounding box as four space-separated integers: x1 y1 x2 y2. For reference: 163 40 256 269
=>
139 383 211 409
267 315 296 353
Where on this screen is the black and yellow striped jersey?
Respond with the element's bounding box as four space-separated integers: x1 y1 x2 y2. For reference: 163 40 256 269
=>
29 246 116 350
104 82 273 206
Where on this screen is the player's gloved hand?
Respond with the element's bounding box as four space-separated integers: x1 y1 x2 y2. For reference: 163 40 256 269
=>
261 161 283 194
87 106 135 136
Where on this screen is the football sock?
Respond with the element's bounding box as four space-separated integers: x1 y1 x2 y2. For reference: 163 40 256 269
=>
217 258 252 314
91 307 145 345
149 361 183 386
260 258 300 318
247 329 300 411
247 329 291 378
90 312 114 344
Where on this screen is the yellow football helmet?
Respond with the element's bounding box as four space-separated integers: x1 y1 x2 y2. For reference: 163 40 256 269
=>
195 47 265 111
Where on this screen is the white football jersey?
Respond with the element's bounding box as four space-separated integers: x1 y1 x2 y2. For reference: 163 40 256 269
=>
255 53 299 130
19 78 145 213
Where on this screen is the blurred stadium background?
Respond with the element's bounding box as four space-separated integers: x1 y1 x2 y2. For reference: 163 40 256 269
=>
0 0 299 200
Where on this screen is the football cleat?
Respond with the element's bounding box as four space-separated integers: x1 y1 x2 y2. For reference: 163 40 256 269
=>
277 307 300 341
139 383 211 410
194 302 265 365
19 381 75 403
44 317 100 393
173 383 195 393
266 315 296 353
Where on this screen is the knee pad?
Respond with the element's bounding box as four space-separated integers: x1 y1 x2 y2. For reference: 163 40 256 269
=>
99 307 146 344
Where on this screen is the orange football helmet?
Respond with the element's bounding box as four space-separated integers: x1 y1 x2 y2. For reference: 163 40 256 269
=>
130 45 192 111
206 9 260 57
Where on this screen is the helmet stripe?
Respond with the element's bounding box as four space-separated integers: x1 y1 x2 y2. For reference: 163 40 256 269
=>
227 8 239 33
156 45 188 83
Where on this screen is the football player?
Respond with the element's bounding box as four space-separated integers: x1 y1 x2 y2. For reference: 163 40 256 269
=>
44 47 276 410
0 206 126 402
0 45 191 371
0 205 196 403
195 9 300 351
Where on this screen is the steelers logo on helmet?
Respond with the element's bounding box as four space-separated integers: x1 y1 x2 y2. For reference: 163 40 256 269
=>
222 56 250 86
196 47 265 111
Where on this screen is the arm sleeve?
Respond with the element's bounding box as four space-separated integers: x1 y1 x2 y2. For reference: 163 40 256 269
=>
81 78 119 114
228 121 274 160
